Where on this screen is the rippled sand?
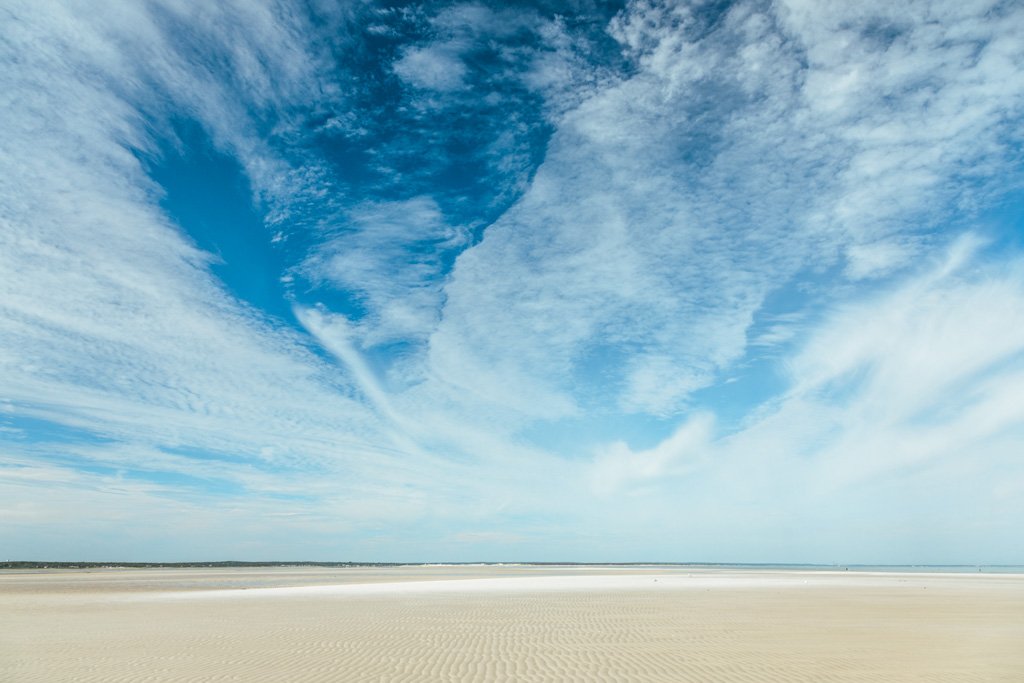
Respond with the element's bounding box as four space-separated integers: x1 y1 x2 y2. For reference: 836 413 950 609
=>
2 566 1022 682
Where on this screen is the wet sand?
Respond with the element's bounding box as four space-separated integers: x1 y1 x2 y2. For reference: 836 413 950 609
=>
2 565 1022 682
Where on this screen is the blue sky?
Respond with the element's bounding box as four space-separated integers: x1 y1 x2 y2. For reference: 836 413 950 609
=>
2 0 1024 563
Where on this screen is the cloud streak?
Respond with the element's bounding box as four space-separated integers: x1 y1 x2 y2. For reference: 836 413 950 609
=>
1 0 1023 562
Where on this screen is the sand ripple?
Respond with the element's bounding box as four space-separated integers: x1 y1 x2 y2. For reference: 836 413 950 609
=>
2 568 1022 682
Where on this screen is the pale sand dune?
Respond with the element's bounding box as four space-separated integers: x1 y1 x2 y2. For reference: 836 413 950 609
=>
2 567 1022 682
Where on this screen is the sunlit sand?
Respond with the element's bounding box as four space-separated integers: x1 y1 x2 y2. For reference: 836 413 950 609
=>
2 566 1022 682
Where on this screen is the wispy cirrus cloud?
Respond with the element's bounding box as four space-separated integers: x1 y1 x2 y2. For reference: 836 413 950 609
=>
0 1 407 512
428 0 1024 418
301 196 467 347
2 0 1023 562
580 238 1024 561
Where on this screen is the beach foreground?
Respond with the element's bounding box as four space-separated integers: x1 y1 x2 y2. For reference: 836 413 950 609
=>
2 566 1022 682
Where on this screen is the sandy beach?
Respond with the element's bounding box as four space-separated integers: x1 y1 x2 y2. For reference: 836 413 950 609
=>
2 565 1022 682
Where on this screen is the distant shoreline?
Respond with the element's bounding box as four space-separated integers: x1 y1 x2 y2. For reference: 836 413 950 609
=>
3 560 1022 573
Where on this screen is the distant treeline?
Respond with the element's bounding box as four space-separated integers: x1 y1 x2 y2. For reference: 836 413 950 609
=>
4 560 709 570
3 561 1009 571
0 561 408 569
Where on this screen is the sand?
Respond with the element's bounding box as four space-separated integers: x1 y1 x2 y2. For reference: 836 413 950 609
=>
2 566 1022 682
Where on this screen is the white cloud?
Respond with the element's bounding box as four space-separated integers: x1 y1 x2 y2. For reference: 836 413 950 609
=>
424 0 1024 419
844 240 918 280
0 1 422 503
0 2 589 551
591 412 714 494
578 238 1024 561
777 239 1024 490
2 0 1024 562
302 197 467 347
393 44 468 92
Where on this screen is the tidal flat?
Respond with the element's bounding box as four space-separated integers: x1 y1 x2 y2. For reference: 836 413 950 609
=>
2 565 1022 682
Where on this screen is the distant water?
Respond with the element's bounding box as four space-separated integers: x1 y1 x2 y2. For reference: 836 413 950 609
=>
849 565 1024 574
672 564 1024 574
429 563 1024 574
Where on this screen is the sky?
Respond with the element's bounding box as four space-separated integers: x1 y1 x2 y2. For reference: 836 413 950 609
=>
2 0 1023 564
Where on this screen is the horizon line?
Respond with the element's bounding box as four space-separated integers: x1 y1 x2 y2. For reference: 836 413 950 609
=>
5 560 1022 569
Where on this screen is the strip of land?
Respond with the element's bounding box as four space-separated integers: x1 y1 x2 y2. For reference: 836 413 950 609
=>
2 565 1022 682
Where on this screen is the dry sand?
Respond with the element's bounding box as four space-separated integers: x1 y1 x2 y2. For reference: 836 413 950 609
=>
2 565 1022 682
